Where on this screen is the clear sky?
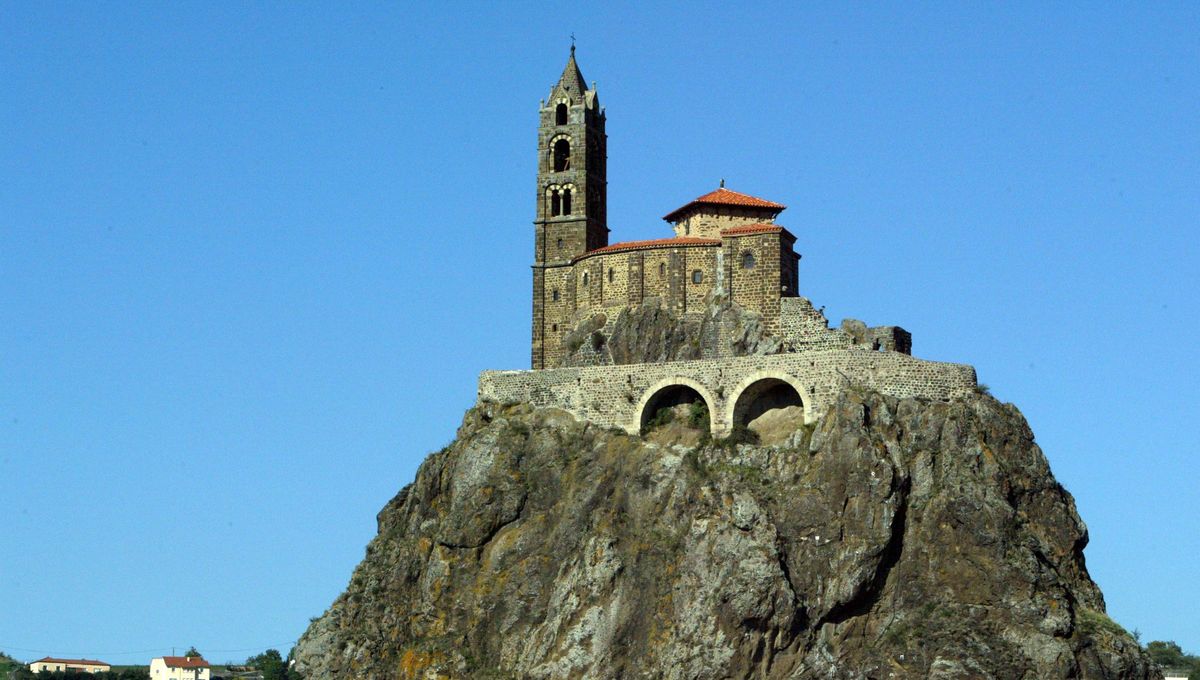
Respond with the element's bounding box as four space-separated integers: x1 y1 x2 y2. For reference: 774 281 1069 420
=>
2 2 1197 664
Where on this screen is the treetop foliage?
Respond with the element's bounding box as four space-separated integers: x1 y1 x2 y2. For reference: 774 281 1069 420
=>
1144 640 1200 679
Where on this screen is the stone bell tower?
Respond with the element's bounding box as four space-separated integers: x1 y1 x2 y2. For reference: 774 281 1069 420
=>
531 47 608 369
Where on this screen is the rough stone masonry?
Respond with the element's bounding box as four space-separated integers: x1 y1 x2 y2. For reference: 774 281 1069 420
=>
483 48 977 434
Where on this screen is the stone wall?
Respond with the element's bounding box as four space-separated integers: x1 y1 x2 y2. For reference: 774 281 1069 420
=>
672 204 776 238
778 297 913 354
479 348 977 437
539 231 810 368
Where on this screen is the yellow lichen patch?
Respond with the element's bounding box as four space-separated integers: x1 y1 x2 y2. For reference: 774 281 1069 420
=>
397 648 441 679
980 442 996 464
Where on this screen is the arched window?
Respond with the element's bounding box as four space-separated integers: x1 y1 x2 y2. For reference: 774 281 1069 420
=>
658 262 666 277
552 323 558 332
741 251 756 269
608 268 614 282
692 270 703 284
555 103 568 125
553 139 570 172
562 188 572 215
550 189 561 217
582 272 589 286
556 238 563 249
552 289 560 302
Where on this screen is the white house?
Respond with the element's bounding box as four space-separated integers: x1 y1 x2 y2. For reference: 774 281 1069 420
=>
29 657 111 674
149 656 211 680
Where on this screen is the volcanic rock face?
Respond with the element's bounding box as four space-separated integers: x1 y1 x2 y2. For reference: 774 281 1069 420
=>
294 391 1157 679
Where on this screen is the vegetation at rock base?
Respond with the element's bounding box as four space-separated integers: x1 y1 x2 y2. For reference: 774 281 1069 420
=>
1144 640 1200 678
0 653 19 680
245 648 301 680
640 404 675 433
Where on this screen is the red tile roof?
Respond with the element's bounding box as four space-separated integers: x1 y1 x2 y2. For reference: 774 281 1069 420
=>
33 657 110 667
576 236 720 260
161 656 211 668
663 187 786 223
720 223 782 236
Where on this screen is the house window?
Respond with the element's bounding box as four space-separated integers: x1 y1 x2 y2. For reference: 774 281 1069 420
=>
552 289 559 301
582 272 589 286
552 323 558 332
608 268 614 282
692 270 703 284
658 262 666 276
555 102 568 125
741 251 756 269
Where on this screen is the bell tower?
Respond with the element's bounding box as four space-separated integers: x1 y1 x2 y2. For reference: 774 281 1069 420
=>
531 47 608 369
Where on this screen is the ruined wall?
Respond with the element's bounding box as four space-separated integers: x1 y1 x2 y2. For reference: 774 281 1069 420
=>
778 297 912 354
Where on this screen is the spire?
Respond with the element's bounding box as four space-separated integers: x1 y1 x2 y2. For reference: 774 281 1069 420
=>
554 44 588 99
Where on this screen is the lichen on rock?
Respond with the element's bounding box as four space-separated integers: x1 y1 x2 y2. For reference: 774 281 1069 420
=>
294 392 1159 679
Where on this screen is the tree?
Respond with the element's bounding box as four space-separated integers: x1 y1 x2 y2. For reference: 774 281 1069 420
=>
1146 640 1186 669
182 647 202 659
246 649 287 680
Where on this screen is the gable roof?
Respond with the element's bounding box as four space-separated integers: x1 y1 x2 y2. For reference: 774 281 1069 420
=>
663 187 786 223
33 657 110 666
160 656 211 668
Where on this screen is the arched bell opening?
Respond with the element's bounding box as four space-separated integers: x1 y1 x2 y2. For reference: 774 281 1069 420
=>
552 138 571 172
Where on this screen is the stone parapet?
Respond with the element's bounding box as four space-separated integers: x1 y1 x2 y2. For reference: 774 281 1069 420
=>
478 348 977 437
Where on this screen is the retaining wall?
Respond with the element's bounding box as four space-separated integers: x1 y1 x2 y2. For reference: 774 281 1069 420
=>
478 348 977 437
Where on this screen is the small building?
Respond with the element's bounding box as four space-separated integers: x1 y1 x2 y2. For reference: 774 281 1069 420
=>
29 657 111 673
150 655 211 680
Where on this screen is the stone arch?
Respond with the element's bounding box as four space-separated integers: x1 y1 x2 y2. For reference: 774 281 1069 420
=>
634 377 718 435
727 371 811 431
552 138 571 172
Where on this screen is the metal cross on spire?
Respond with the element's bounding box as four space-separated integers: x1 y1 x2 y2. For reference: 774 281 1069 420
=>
570 33 576 53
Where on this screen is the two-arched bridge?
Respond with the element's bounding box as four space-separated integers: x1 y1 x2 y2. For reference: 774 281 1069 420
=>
477 349 976 437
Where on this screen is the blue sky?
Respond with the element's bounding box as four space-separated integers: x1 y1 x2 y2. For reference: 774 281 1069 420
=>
2 2 1197 663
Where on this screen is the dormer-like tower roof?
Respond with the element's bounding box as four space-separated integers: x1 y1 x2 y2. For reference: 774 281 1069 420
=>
663 186 786 224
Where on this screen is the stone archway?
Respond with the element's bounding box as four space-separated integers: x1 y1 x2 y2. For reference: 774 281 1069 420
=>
728 372 809 444
634 377 718 436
